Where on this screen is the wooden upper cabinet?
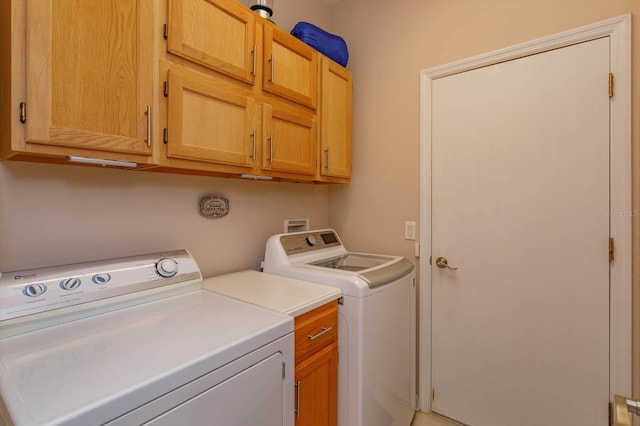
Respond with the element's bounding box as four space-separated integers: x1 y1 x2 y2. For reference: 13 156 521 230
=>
167 0 257 85
320 58 352 180
25 0 153 157
263 23 318 109
263 103 316 176
165 66 259 168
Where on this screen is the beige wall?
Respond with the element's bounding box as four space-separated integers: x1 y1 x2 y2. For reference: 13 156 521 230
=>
272 0 329 32
326 0 640 400
0 162 329 277
0 0 331 278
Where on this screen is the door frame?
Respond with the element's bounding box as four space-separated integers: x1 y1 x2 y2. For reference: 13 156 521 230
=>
418 14 632 411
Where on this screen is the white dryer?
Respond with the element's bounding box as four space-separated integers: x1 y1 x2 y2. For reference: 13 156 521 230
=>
0 250 294 426
263 229 416 426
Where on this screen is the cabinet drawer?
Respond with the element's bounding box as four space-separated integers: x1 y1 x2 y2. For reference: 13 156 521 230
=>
294 301 338 363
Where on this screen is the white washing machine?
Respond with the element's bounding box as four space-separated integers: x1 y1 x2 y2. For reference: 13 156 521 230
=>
263 229 416 426
0 250 294 426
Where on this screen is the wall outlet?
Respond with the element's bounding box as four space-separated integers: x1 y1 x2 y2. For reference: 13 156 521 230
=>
404 221 416 240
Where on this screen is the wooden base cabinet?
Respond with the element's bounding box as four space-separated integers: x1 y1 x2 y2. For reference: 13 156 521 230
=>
295 343 338 426
294 301 338 426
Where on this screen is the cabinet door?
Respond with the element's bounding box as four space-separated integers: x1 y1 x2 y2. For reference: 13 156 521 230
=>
25 0 153 156
295 343 338 426
320 59 352 179
166 67 259 168
263 24 318 109
167 0 257 85
263 104 316 176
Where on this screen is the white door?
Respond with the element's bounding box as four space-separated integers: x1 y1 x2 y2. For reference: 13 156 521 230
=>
431 38 610 426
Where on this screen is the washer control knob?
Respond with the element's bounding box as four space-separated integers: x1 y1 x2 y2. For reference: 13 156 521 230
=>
60 278 81 290
305 236 317 246
22 283 47 297
156 258 179 278
92 274 111 285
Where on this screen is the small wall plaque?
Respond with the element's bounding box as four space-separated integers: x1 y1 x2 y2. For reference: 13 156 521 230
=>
199 195 229 218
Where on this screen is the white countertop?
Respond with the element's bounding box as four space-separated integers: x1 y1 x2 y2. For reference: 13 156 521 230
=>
202 270 342 317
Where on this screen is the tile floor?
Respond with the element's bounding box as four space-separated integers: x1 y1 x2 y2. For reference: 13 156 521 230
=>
411 411 460 426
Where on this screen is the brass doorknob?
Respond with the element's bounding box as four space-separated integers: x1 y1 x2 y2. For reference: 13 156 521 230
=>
435 256 458 270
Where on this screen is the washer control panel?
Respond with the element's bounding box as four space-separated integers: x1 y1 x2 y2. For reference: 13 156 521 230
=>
0 249 201 322
279 230 343 255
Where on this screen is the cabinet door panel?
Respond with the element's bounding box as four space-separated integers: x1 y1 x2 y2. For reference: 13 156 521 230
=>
167 68 258 167
263 104 316 175
264 24 318 109
320 59 352 179
295 343 338 426
167 0 256 85
26 0 153 156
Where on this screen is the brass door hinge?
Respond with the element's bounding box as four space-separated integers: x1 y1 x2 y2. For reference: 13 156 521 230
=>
19 102 26 123
163 23 168 40
163 128 168 144
163 81 169 97
609 237 614 262
608 400 613 425
432 388 436 401
609 73 614 98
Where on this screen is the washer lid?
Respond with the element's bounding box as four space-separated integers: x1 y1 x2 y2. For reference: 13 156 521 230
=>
0 290 292 426
308 253 393 271
309 255 415 288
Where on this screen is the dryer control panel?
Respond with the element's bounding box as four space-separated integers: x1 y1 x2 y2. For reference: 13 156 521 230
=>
0 250 202 336
279 230 342 255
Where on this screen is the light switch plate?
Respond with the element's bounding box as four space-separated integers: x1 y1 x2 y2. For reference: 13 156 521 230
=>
404 221 416 240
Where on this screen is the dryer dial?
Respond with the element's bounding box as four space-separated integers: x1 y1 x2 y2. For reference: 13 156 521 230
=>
22 283 47 297
60 278 81 290
92 274 111 285
306 236 317 246
156 258 179 278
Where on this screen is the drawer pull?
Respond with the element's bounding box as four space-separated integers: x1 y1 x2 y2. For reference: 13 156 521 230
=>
308 326 332 341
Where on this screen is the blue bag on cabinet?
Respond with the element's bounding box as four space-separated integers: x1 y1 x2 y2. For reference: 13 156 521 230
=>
291 22 349 67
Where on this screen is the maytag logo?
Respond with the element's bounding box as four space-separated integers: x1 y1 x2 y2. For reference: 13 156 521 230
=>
14 274 36 280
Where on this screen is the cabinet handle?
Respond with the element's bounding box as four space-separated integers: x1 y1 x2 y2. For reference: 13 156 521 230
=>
251 130 256 160
308 326 333 341
269 135 274 163
295 380 301 419
325 147 331 170
251 45 257 76
269 54 274 83
145 105 152 147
